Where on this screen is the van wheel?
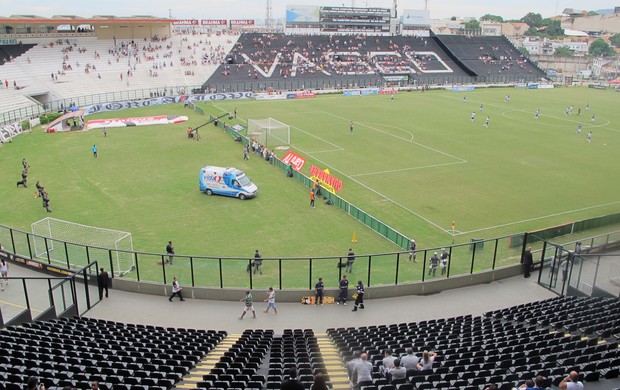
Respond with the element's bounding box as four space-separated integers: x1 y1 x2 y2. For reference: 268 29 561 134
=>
239 193 246 200
206 189 213 196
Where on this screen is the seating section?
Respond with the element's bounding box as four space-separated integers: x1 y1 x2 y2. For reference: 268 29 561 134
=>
265 329 330 390
205 33 470 88
2 297 619 390
328 296 620 390
436 35 545 78
0 32 239 115
196 329 272 390
0 43 36 65
0 317 226 390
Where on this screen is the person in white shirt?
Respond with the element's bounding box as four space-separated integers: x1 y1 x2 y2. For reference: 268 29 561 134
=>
419 350 437 371
400 348 420 371
389 359 407 382
559 371 584 390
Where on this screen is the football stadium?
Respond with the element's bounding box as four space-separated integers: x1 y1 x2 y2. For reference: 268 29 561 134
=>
1 2 620 389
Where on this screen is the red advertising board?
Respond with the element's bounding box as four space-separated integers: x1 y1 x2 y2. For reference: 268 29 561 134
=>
173 19 199 25
309 164 343 191
281 151 306 171
230 19 255 25
201 19 227 26
378 89 397 95
295 91 316 99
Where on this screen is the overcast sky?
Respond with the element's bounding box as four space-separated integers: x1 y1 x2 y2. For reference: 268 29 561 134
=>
0 0 617 21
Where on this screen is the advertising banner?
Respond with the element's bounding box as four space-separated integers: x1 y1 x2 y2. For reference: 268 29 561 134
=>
281 151 307 171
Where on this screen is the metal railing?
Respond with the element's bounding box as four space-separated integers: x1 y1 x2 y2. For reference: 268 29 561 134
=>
536 230 620 297
1 223 526 290
0 253 101 326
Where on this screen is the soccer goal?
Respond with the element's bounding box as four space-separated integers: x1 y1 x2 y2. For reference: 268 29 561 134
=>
247 117 290 148
31 218 135 276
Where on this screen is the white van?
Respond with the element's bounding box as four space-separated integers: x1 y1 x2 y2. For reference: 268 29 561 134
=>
199 166 258 199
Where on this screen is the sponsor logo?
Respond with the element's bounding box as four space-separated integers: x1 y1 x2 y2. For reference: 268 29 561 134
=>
173 19 199 25
230 20 255 25
281 151 306 171
201 19 227 26
309 164 343 192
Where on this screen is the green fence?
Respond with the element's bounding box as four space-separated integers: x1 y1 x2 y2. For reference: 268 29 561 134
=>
509 212 620 248
211 115 412 249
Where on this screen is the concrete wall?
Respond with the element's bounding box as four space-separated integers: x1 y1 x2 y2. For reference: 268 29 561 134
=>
530 55 590 75
112 263 524 302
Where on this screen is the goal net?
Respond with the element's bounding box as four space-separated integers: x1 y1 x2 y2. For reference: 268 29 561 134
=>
31 218 135 276
247 117 290 148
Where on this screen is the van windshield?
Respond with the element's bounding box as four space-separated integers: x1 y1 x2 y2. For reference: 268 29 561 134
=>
237 175 252 187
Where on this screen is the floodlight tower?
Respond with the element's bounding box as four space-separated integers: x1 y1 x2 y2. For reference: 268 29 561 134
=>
265 0 274 31
393 0 398 18
425 0 429 11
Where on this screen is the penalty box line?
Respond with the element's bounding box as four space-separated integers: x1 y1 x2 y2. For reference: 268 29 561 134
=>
286 141 450 235
320 111 468 164
456 199 620 236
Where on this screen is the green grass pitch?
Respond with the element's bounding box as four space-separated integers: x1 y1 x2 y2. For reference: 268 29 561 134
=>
0 86 619 287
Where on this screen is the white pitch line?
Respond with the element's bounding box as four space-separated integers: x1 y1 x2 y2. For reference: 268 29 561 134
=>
286 142 449 233
350 161 467 177
289 124 345 151
319 111 468 163
456 200 620 235
306 148 346 154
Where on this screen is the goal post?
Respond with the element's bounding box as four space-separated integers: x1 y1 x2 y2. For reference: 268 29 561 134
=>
247 117 291 148
31 218 135 276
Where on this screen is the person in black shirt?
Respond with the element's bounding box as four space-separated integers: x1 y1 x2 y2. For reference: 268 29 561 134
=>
97 267 110 299
314 277 324 306
280 367 304 390
253 249 263 274
17 170 27 188
166 241 174 265
337 275 349 305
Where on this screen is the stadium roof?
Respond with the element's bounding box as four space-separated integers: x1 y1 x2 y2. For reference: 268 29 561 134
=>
0 15 171 24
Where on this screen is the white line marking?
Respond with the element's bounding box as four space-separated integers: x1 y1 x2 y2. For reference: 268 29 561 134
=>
350 161 467 177
457 200 620 235
320 111 468 163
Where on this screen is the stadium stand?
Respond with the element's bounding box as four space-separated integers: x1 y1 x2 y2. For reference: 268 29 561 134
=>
0 43 36 65
0 32 239 114
204 33 470 91
202 32 546 92
0 317 226 389
2 296 620 389
436 35 545 78
327 296 620 390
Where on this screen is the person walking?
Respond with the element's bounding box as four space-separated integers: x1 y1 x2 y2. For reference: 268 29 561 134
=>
309 190 315 208
92 144 97 158
346 248 355 273
168 276 185 302
0 256 8 291
352 280 365 311
103 127 107 138
264 286 278 314
408 239 417 262
97 267 110 299
239 290 257 319
253 249 263 274
521 246 533 278
349 120 354 134
428 252 439 277
166 241 174 265
337 275 349 305
16 170 28 188
314 277 324 306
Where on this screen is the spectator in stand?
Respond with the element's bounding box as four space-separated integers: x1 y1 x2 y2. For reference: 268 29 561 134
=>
347 351 362 380
381 349 397 377
419 350 438 371
400 348 420 371
310 372 328 390
353 353 373 389
280 367 304 390
559 371 583 390
389 359 407 383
